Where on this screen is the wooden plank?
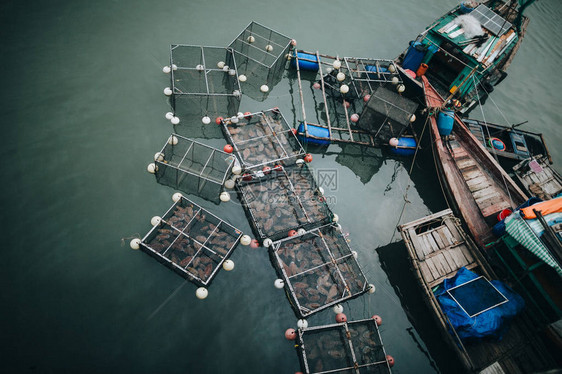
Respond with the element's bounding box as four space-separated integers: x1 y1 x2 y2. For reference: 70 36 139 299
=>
434 252 452 275
457 158 477 170
399 209 454 231
481 201 511 218
419 261 434 283
474 186 500 202
431 230 446 249
422 232 441 252
408 228 428 261
466 175 491 189
441 250 460 272
425 258 442 280
457 244 475 265
436 226 454 246
479 361 506 374
421 235 433 256
463 168 484 181
443 218 463 243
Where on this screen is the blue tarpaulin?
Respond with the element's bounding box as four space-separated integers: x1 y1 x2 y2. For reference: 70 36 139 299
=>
435 267 524 341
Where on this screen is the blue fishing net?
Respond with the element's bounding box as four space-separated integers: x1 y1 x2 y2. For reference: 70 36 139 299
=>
435 267 524 341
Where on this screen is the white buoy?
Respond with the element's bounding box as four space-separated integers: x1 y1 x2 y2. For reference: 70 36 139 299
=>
240 235 252 246
368 284 376 294
333 304 344 314
151 216 161 226
352 250 358 259
172 192 183 202
232 165 242 175
325 67 333 74
263 238 273 248
165 112 174 120
247 35 255 43
233 89 241 98
274 279 285 289
340 84 349 94
260 84 269 93
409 114 416 122
319 187 325 195
164 87 173 96
130 238 141 250
336 223 342 230
332 214 339 223
238 74 247 82
224 179 235 189
397 84 406 93
147 163 158 174
333 60 342 69
296 159 305 166
196 64 204 71
265 44 273 52
231 116 239 124
297 319 309 329
168 135 178 145
220 192 230 202
391 76 400 85
223 259 235 271
171 116 180 125
297 228 306 235
228 69 236 76
196 287 208 299
222 65 229 72
154 152 164 162
163 65 171 73
171 64 178 71
202 116 211 125
237 112 244 118
336 72 346 82
217 61 225 69
388 64 396 73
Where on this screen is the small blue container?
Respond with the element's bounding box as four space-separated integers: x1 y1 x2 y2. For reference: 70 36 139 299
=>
365 65 389 79
389 137 417 156
437 110 455 136
402 41 426 72
290 52 319 71
297 122 331 146
460 2 475 14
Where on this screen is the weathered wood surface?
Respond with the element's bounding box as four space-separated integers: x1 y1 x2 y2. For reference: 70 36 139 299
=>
513 156 562 200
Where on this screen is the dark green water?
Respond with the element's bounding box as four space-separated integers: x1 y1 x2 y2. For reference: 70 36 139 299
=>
1 0 560 373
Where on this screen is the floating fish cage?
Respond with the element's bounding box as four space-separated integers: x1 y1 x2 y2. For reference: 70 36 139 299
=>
229 22 293 100
343 58 402 98
169 45 242 122
139 196 242 286
356 85 419 141
154 134 235 203
221 108 305 170
271 224 369 318
295 318 391 373
236 164 334 242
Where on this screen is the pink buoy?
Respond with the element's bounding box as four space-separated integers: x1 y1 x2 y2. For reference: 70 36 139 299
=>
343 101 351 109
263 166 272 174
350 114 359 123
250 239 260 248
335 313 347 323
291 128 297 135
313 82 321 89
389 138 399 147
244 111 252 120
285 328 297 340
288 230 297 237
242 173 253 181
372 315 382 326
274 164 283 172
404 69 416 79
386 355 395 367
363 94 371 103
304 154 313 163
215 116 224 125
223 144 233 153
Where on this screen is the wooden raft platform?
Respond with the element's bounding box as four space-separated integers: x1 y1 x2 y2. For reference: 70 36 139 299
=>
513 155 562 200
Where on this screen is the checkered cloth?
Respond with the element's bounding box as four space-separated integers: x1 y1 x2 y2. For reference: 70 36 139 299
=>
505 213 562 277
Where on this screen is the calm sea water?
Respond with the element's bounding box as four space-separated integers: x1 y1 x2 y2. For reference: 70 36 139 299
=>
1 0 560 373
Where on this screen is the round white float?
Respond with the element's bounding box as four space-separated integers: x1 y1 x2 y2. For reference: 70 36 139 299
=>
164 87 173 96
202 116 211 125
130 238 141 250
223 260 235 271
340 84 349 94
274 279 285 289
297 319 309 329
336 72 345 82
232 165 242 175
162 66 171 73
217 61 225 69
172 192 183 202
224 179 235 189
333 304 344 314
263 238 273 248
147 163 158 174
165 112 174 120
171 116 180 125
368 284 376 294
196 287 208 299
333 60 342 69
154 152 164 162
240 235 252 246
168 135 178 145
220 192 230 202
238 74 247 82
151 216 161 226
260 85 269 93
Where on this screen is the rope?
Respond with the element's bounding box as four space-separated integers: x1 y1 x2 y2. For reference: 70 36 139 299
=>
471 75 515 207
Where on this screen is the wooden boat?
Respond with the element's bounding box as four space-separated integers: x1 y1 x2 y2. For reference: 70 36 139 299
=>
423 76 528 246
464 119 552 165
399 209 557 373
512 155 562 200
396 0 534 113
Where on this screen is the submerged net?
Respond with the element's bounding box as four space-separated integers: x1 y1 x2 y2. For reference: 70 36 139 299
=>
140 196 242 286
237 164 333 241
297 318 391 374
154 134 235 203
271 224 368 317
169 45 242 123
221 108 305 169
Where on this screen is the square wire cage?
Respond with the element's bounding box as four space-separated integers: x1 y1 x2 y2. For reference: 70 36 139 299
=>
236 164 334 242
169 45 242 122
154 134 235 204
140 196 243 286
221 108 305 170
229 22 293 100
271 223 369 318
343 58 402 98
296 318 391 374
356 85 418 140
